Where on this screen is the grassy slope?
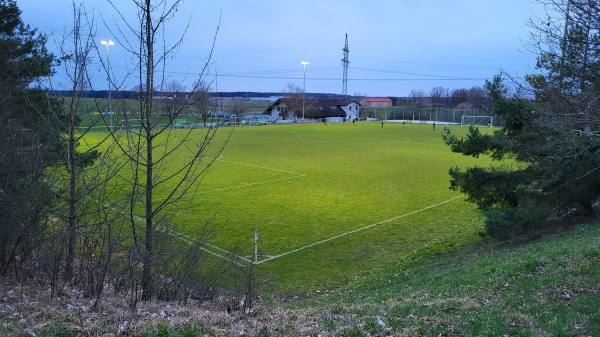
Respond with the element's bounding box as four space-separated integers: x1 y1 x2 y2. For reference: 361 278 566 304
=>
299 222 600 336
8 222 596 336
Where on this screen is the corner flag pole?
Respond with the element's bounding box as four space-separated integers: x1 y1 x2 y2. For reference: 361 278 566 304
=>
253 228 259 264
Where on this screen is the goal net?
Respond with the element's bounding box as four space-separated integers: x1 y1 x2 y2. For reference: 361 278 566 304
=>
460 115 494 127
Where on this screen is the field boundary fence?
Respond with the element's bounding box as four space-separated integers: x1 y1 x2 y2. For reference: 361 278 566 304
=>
363 107 504 126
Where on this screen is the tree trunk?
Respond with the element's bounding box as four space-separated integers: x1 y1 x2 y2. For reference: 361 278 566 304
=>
141 0 155 301
66 119 77 281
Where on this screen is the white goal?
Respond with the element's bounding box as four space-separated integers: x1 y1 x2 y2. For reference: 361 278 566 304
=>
460 115 494 127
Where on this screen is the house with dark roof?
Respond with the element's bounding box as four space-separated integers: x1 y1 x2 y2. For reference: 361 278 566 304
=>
264 98 360 122
360 97 393 108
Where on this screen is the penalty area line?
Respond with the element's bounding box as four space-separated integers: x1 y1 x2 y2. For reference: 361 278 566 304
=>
201 175 304 194
256 195 465 265
94 198 252 267
217 158 306 176
159 157 307 198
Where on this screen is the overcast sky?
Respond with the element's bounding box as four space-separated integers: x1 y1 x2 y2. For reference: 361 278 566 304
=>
19 0 544 97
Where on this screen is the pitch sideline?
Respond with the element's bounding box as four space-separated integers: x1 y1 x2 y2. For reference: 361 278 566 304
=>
256 194 465 265
105 154 465 266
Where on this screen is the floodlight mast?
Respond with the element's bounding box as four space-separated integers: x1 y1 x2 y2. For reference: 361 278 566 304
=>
301 61 309 120
101 39 115 131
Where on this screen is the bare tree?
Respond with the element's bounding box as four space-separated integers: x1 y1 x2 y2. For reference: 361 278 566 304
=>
409 89 426 121
281 82 315 119
56 1 100 283
430 86 447 108
189 81 213 124
450 88 470 107
409 89 426 104
229 100 248 116
162 80 187 122
106 0 227 302
40 3 135 309
468 86 489 112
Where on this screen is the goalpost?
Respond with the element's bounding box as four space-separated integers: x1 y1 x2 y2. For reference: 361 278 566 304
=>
460 115 494 127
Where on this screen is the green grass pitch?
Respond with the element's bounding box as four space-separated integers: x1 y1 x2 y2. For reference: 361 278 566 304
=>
83 121 493 293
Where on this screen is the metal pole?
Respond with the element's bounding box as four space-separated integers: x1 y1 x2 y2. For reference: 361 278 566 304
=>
107 44 112 131
101 40 115 131
301 61 309 120
302 71 305 120
253 228 258 264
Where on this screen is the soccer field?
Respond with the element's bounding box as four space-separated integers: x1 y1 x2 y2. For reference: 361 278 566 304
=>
85 121 491 292
173 122 491 290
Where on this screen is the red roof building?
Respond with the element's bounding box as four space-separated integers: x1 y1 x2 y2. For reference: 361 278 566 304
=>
360 97 393 107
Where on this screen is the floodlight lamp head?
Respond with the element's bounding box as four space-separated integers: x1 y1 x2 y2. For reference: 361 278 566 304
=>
301 61 309 65
101 40 115 46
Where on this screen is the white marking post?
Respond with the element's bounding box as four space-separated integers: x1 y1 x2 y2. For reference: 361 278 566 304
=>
253 228 259 264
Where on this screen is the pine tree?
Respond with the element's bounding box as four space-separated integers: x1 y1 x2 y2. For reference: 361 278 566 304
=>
0 0 65 273
444 1 600 238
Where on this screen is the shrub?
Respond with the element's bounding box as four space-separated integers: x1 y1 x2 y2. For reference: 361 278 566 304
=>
483 201 549 239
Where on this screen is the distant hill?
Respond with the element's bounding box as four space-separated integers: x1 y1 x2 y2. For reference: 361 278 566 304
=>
51 90 378 100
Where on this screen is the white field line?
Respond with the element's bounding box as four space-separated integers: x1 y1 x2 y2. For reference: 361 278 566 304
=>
98 156 461 267
159 158 307 262
217 158 306 176
256 195 465 265
99 157 308 266
101 200 251 266
200 175 303 194
286 130 447 148
274 129 412 143
203 159 306 193
295 133 411 144
174 231 253 264
154 157 306 199
168 230 251 267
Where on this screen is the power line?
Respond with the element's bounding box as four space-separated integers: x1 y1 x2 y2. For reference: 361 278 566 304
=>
211 73 489 82
95 63 488 82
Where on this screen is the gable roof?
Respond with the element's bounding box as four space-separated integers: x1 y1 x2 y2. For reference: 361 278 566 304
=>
264 98 359 118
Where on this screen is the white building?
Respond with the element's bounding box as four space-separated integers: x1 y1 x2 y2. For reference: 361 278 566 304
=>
264 98 361 122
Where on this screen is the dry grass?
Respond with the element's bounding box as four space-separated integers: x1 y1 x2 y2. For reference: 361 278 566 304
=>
0 278 327 336
3 223 600 336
